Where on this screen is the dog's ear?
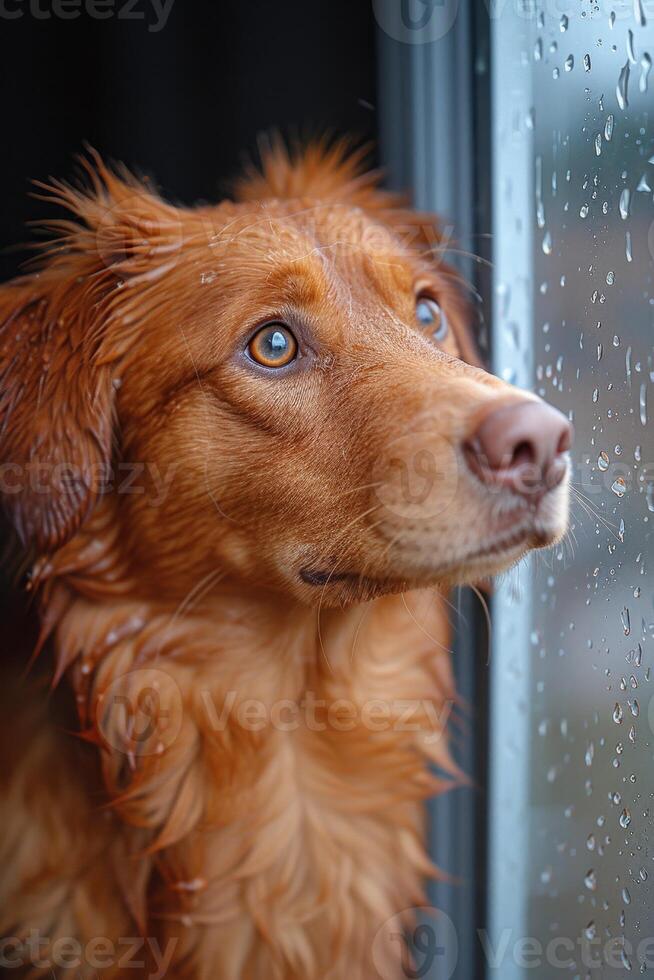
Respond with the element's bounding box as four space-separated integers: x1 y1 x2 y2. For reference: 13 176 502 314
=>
233 137 483 366
0 155 182 554
0 277 115 554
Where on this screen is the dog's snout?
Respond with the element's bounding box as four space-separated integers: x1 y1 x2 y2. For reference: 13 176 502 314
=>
464 400 572 501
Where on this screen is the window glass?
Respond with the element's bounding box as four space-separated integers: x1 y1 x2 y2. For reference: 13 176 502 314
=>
490 0 654 974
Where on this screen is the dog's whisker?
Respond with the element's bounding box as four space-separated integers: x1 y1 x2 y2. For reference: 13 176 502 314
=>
470 585 493 666
400 594 453 655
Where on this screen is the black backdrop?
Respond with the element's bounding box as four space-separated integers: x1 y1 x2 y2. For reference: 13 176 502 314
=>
0 0 378 280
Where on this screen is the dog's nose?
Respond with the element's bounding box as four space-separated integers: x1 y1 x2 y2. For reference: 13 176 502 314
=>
464 400 572 501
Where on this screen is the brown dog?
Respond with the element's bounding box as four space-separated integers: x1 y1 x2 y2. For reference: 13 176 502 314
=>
0 141 571 978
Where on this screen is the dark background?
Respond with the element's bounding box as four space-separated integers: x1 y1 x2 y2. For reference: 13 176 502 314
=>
0 0 378 281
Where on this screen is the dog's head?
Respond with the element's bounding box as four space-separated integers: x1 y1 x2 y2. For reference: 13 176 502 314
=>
0 142 571 607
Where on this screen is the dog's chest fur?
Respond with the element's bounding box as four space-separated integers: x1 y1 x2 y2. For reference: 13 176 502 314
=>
1 584 455 979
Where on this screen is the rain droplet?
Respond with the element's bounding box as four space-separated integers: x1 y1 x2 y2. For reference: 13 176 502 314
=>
584 869 597 891
584 53 592 72
580 203 589 217
634 0 646 27
625 230 633 262
560 13 569 31
613 702 624 724
604 113 614 140
598 451 609 471
621 606 631 635
640 383 647 425
617 61 630 109
584 921 597 940
640 52 652 93
627 29 637 63
611 477 627 497
565 54 575 71
595 133 602 156
606 270 615 285
542 231 553 255
620 808 632 828
636 173 652 192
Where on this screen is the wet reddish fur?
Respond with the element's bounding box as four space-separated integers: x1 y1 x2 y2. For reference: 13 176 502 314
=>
0 142 537 978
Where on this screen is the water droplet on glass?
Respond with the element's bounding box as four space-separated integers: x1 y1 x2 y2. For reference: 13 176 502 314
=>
598 451 610 471
613 702 624 724
627 29 637 63
580 203 589 218
617 60 630 109
621 606 631 635
584 869 597 891
634 0 646 27
619 187 631 219
542 231 553 255
604 113 614 140
560 13 568 31
584 53 592 72
606 270 615 285
565 54 575 71
636 173 652 192
612 477 627 497
640 52 652 92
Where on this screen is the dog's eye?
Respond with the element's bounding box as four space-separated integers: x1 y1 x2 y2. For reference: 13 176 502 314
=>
416 297 449 341
247 324 298 368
